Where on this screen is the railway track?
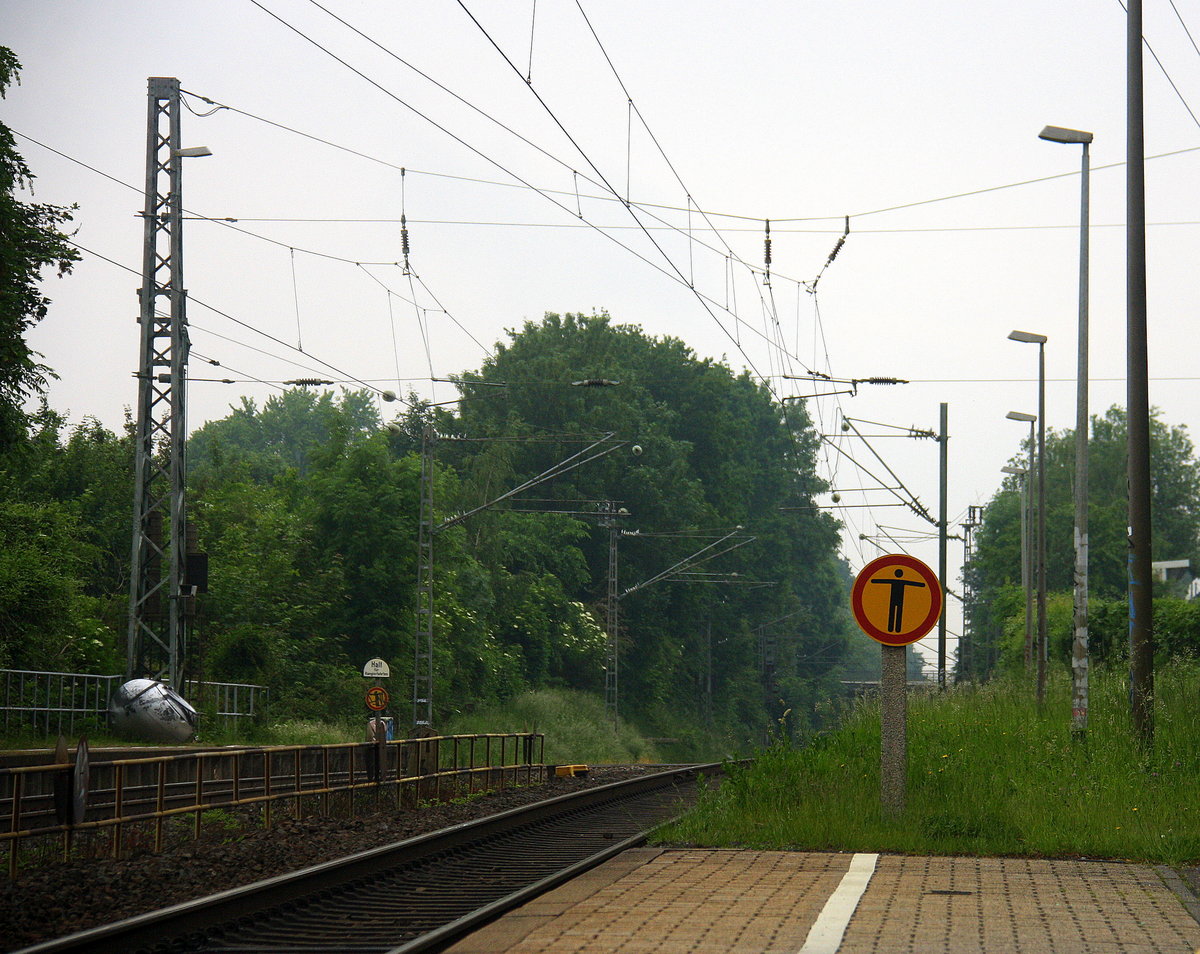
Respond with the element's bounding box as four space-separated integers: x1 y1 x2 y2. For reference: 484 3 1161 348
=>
2 733 542 873
17 762 724 954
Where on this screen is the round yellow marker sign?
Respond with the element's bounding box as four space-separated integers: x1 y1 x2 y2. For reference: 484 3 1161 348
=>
365 686 389 711
851 554 942 646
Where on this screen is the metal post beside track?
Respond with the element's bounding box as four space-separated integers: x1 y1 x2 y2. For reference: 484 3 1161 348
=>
193 754 203 840
1 731 546 878
8 773 21 878
293 748 302 819
263 751 272 829
113 764 125 860
154 761 166 853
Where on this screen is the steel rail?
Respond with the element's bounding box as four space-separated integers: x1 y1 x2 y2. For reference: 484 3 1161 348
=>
2 733 544 875
17 763 726 954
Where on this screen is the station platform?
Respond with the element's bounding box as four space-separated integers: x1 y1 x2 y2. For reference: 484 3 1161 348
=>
446 848 1200 953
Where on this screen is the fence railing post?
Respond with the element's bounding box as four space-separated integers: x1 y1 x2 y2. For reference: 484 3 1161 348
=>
2 730 548 880
8 773 22 878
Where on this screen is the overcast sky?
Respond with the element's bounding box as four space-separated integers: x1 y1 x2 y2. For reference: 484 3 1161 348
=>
7 1 1200 669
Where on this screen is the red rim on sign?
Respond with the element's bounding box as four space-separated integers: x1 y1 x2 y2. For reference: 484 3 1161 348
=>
851 553 943 646
365 686 389 711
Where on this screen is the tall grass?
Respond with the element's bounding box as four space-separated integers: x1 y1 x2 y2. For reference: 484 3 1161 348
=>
444 689 661 765
1 690 661 758
657 661 1200 865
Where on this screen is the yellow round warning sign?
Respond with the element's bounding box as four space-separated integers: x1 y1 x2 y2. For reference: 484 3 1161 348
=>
851 554 942 646
365 686 389 711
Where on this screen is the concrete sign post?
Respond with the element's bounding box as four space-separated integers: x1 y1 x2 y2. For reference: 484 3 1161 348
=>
851 554 943 816
879 644 908 815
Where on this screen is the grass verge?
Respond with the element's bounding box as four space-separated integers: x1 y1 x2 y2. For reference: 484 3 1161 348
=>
655 661 1200 865
444 688 661 765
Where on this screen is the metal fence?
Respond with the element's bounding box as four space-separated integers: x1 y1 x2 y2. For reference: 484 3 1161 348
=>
0 732 546 877
183 678 268 723
1 670 268 737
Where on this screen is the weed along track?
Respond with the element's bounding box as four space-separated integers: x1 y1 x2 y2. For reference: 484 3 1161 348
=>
16 764 723 954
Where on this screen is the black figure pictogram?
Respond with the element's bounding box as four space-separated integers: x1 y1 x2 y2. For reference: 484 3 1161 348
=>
871 568 927 633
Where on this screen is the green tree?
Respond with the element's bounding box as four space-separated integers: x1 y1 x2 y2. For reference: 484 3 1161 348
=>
966 404 1200 679
26 409 133 599
190 473 353 718
176 317 853 746
0 498 116 672
0 48 79 454
189 388 381 485
188 389 401 716
450 312 850 742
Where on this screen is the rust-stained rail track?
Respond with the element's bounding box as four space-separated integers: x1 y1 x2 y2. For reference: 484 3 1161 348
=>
17 762 726 954
2 733 543 876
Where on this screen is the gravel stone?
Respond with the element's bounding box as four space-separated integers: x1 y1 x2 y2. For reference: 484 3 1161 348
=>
1 765 658 951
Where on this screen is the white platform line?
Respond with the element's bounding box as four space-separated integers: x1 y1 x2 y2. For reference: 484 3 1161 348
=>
798 852 879 954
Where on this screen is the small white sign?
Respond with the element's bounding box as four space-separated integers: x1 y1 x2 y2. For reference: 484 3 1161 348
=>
362 657 391 678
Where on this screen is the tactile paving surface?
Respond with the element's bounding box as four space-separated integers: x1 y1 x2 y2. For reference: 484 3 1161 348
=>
842 855 1200 953
451 849 852 953
449 849 1200 954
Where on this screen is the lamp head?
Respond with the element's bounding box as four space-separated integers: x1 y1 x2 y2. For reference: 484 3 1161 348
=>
172 146 212 158
1039 125 1093 145
1002 466 1027 476
1008 330 1047 345
1006 411 1037 423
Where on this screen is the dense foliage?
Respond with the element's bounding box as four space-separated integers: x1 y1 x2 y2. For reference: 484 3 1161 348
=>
0 56 874 751
2 307 873 754
0 406 129 671
659 662 1200 865
0 49 79 455
964 405 1200 679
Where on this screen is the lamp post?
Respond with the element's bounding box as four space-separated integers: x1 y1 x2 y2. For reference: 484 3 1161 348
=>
1040 124 1093 736
1001 464 1030 672
1005 414 1037 672
1008 329 1048 705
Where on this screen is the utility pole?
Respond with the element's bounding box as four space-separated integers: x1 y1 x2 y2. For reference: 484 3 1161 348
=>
616 525 751 724
127 77 197 688
960 504 983 680
414 433 628 730
600 501 620 724
758 620 777 741
704 617 713 727
1127 0 1155 744
413 425 436 730
937 402 948 690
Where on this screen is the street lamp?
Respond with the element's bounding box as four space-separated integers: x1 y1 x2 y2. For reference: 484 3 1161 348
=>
1040 124 1093 737
1005 414 1037 673
1002 464 1030 676
1007 330 1047 706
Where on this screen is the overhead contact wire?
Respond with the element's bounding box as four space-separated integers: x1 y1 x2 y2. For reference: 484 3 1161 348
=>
63 237 422 409
452 0 780 391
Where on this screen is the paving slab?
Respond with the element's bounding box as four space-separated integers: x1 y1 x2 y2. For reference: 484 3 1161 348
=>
445 849 1200 954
